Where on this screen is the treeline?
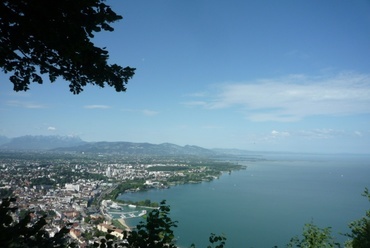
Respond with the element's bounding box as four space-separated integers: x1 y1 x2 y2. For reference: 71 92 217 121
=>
116 199 159 208
191 161 244 171
30 170 107 187
106 179 145 200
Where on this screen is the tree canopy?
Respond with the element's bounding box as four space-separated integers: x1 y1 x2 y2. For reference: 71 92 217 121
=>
0 0 135 94
345 188 370 248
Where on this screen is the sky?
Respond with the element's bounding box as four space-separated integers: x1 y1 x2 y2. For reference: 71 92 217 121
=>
1 0 370 154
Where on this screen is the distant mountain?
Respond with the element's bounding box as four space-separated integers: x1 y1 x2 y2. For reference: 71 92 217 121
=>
0 135 10 146
0 135 86 150
0 135 222 156
53 141 216 156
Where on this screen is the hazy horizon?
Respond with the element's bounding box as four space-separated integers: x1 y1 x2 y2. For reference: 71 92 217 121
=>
2 134 370 156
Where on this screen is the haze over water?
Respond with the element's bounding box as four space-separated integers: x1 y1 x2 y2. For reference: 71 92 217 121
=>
119 153 370 247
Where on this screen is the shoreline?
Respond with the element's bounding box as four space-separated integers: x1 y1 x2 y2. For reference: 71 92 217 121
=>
118 218 131 231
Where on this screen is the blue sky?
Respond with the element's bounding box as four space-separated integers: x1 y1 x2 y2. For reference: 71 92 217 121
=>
1 0 370 153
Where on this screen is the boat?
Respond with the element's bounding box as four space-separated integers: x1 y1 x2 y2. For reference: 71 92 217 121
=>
110 202 122 210
138 210 147 217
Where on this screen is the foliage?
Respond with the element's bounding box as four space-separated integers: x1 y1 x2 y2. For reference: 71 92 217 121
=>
207 233 227 248
107 180 145 200
285 189 370 247
125 200 178 248
91 232 118 248
0 197 75 247
344 188 370 248
111 219 128 231
117 199 159 208
0 188 12 198
188 233 227 248
30 176 55 186
287 222 340 248
0 0 135 94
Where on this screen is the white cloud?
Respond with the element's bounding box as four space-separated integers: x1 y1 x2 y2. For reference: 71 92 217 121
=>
185 92 208 97
6 100 46 109
354 131 363 136
141 109 159 116
192 72 370 122
84 105 111 109
47 126 56 131
271 130 290 137
122 108 159 116
298 129 344 139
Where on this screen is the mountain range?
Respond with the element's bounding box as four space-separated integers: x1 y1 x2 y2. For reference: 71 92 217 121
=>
0 135 86 150
0 135 219 156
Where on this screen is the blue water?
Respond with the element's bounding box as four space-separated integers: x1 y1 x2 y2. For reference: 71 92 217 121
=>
118 153 370 247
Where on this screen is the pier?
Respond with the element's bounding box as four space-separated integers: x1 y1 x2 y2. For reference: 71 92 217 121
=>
120 210 147 219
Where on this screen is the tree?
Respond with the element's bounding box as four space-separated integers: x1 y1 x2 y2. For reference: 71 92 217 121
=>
345 188 370 248
0 197 75 247
0 0 135 94
124 200 178 248
287 222 340 248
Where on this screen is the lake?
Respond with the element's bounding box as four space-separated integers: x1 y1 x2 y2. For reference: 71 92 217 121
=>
118 153 370 247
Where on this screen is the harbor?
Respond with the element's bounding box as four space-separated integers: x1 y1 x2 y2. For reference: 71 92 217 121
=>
101 199 155 229
108 207 147 219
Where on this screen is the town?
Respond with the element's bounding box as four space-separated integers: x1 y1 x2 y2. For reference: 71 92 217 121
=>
0 151 244 247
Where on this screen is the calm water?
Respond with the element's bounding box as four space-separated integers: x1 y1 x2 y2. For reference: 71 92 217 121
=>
118 153 370 247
